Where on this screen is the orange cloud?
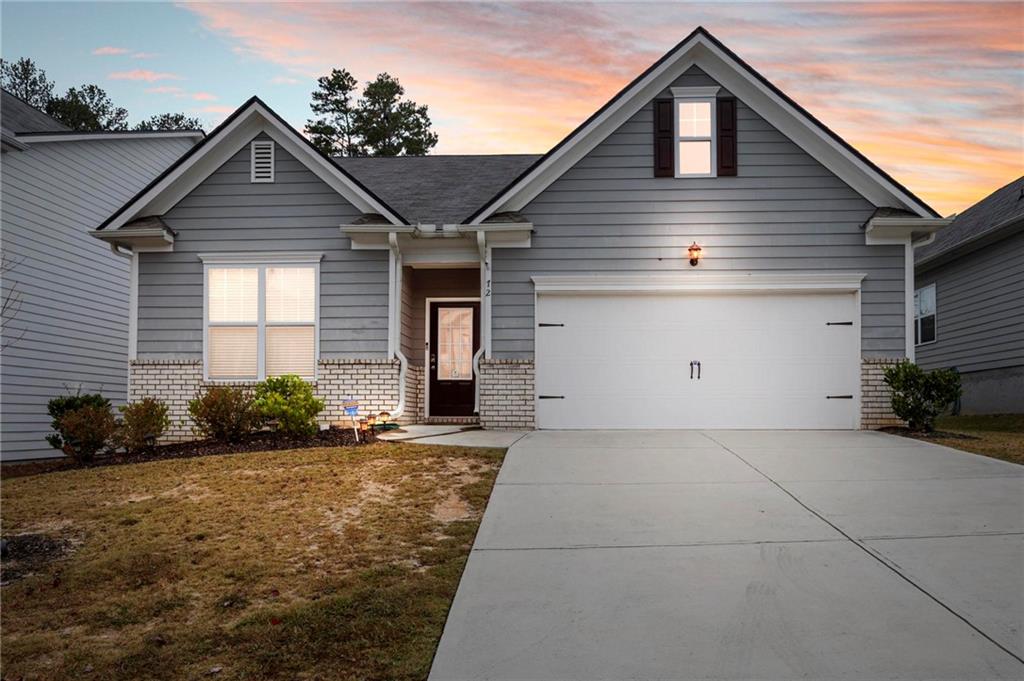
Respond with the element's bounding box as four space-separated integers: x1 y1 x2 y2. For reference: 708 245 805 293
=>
93 46 129 56
109 69 183 82
179 1 1023 215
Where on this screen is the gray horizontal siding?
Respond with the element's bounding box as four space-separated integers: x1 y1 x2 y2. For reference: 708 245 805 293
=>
492 66 903 360
916 230 1024 374
1 136 195 460
138 134 390 360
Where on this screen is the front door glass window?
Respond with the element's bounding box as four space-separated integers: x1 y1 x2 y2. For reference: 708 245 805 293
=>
437 307 473 380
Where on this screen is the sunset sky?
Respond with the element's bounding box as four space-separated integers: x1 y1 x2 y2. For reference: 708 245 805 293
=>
2 2 1021 216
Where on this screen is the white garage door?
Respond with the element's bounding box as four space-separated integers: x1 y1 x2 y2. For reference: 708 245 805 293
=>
535 291 860 429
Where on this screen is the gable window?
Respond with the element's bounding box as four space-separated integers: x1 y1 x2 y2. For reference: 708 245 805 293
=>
914 283 936 345
673 86 718 177
203 254 320 380
250 140 275 183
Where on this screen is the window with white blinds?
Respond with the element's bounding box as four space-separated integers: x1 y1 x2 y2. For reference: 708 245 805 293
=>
205 263 317 380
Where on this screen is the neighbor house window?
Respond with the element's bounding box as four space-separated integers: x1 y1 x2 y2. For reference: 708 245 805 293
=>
914 283 936 345
673 87 718 177
204 256 319 380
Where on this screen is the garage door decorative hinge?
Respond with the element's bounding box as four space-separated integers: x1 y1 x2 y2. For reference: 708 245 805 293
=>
538 395 565 399
826 395 853 399
826 321 854 326
538 323 564 327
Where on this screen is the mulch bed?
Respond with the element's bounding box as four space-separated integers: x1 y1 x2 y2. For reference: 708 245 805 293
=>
1 426 379 479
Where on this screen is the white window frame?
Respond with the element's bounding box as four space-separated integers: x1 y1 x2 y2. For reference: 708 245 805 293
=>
672 86 719 178
200 252 322 382
914 282 937 347
250 140 275 183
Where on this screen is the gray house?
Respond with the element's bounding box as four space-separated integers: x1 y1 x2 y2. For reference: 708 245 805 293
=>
1 91 202 459
92 27 949 436
914 176 1024 414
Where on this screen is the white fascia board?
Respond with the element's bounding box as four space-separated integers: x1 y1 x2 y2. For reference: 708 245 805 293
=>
474 33 934 222
103 103 404 231
531 272 866 293
89 227 174 252
19 131 204 144
864 217 952 245
693 41 933 217
197 251 324 264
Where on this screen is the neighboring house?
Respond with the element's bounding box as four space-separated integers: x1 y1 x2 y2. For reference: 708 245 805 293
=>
92 27 949 436
0 91 202 459
914 176 1024 414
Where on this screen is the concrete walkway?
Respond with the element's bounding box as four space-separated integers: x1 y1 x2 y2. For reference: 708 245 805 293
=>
378 425 529 448
429 430 1024 680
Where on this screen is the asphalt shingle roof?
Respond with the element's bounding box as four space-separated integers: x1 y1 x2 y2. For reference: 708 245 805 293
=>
334 154 541 225
1 90 69 134
916 176 1024 264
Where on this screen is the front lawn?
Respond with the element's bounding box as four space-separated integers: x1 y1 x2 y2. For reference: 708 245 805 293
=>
1 443 504 680
908 414 1024 465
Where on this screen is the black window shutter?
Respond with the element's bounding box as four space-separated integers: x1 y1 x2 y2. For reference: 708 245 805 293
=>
717 97 737 176
653 99 674 177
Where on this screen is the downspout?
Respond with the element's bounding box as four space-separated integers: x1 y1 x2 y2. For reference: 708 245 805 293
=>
108 243 138 391
473 231 489 413
388 232 408 419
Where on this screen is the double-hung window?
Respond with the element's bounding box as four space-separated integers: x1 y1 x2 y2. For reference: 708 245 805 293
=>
673 86 718 177
914 283 936 345
203 254 320 380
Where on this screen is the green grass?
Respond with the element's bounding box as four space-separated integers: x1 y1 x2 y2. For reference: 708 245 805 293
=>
1 443 504 680
926 414 1024 465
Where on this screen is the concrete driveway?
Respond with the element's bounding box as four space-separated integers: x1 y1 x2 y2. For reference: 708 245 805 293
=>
429 430 1024 680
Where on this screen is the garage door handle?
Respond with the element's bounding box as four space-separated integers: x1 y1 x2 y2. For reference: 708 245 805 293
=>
826 395 853 399
538 323 564 327
826 321 853 326
690 361 701 379
538 395 565 399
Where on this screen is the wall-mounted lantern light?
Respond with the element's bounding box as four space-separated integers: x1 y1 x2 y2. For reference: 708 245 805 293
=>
687 242 703 267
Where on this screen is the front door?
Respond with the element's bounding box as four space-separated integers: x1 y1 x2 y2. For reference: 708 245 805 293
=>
428 301 480 416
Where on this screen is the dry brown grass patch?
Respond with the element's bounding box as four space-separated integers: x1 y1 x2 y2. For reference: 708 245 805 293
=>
1 442 504 680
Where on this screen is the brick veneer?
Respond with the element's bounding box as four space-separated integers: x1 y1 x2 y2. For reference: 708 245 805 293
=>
861 358 905 429
129 358 404 442
479 359 535 430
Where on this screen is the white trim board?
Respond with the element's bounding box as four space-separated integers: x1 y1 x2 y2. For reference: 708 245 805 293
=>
19 131 204 144
470 30 935 223
531 272 867 293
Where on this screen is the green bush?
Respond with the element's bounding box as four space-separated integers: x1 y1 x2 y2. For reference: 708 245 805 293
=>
58 405 117 462
117 398 170 454
883 362 961 432
188 386 263 442
254 375 325 438
45 392 111 451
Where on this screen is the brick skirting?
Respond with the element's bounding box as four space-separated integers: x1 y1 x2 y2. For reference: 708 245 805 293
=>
129 359 404 442
479 359 535 430
861 358 905 429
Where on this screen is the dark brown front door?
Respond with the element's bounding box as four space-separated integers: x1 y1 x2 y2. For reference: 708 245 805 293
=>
428 301 480 416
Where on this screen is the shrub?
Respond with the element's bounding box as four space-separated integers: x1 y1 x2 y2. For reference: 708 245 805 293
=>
117 398 170 454
188 387 263 442
58 405 116 462
254 375 325 438
45 392 111 451
883 362 961 432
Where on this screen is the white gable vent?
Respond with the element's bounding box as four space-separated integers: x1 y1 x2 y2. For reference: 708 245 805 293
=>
250 140 275 183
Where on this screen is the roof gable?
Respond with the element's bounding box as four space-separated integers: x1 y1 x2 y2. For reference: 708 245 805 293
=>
98 97 407 230
467 26 937 223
